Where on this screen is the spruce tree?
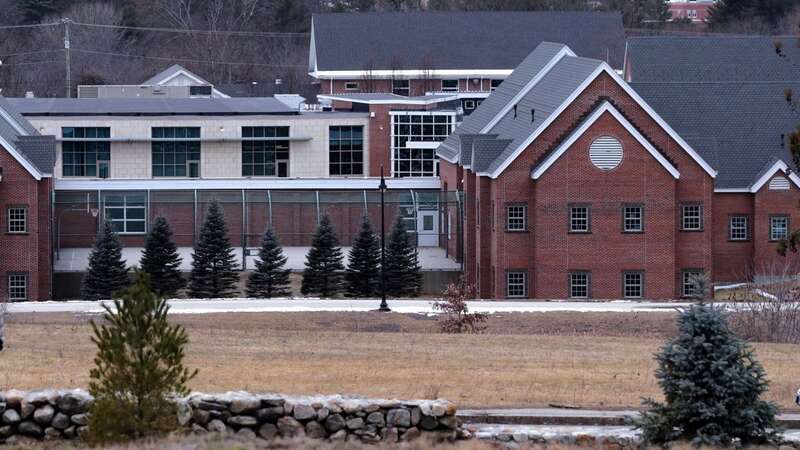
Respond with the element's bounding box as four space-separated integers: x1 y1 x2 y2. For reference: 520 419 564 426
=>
345 216 381 297
87 272 196 445
301 215 344 297
636 304 779 446
188 201 239 298
82 221 129 300
246 228 291 298
384 215 422 297
139 217 185 298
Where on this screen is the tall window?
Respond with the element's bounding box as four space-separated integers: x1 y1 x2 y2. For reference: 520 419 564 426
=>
392 79 410 96
392 113 454 177
682 270 703 297
623 271 644 298
105 193 146 234
623 205 643 232
242 127 290 177
62 127 110 178
681 203 703 230
569 205 590 233
152 127 201 177
506 204 527 231
569 272 589 298
441 79 459 92
8 273 27 301
329 126 364 176
7 207 27 233
507 271 527 298
729 215 749 241
770 215 789 241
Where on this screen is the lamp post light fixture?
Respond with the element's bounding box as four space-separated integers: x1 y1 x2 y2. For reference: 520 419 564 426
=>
378 165 391 312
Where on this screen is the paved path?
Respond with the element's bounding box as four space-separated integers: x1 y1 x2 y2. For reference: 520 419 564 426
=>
6 299 696 315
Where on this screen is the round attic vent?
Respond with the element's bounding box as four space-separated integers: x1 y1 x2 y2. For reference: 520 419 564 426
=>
589 136 623 171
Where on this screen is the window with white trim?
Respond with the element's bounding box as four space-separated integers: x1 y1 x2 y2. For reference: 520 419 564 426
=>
681 203 703 230
569 205 590 233
729 216 748 241
770 215 789 241
623 205 643 232
507 271 527 298
344 82 359 91
391 113 454 177
506 204 527 231
623 271 643 298
682 270 703 297
392 79 410 96
569 272 589 298
441 79 459 92
463 100 476 110
8 273 27 301
7 207 27 233
104 193 146 234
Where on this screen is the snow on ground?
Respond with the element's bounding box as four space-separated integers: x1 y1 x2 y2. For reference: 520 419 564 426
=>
7 298 697 315
54 246 461 272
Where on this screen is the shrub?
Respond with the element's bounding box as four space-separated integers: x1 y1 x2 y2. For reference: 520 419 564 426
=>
635 304 779 446
87 272 197 445
728 270 800 343
433 279 487 334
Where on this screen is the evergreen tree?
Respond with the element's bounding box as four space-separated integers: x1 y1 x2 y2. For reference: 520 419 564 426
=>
246 228 291 298
636 304 779 446
301 215 345 297
384 215 422 297
345 216 381 297
188 201 239 298
82 221 129 300
139 217 185 298
87 272 196 445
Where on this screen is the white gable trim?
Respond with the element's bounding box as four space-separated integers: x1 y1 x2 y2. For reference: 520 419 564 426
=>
530 101 679 180
480 45 575 133
487 62 717 179
749 160 800 193
0 134 44 180
157 68 231 99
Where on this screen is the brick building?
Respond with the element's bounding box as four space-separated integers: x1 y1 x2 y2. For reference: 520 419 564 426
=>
0 98 56 302
438 42 800 299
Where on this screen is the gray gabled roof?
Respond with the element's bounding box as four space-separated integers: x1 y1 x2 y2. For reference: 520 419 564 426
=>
312 11 625 72
0 97 54 177
631 81 800 189
8 97 295 116
626 36 800 83
437 42 603 176
142 64 229 97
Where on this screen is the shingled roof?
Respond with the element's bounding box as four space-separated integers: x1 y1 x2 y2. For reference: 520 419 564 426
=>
310 11 626 73
626 36 800 83
0 97 54 179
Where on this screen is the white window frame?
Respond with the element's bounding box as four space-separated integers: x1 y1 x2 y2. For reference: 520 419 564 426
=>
463 100 476 110
770 215 789 241
569 205 590 233
7 206 27 233
729 215 748 241
8 273 27 301
623 271 643 299
506 204 527 231
622 205 643 233
344 81 359 91
506 271 527 298
681 270 703 297
104 193 147 235
389 111 455 178
569 272 589 298
392 79 410 96
681 203 703 231
441 79 459 92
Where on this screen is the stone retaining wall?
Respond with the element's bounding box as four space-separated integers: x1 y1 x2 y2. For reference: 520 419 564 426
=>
0 390 468 444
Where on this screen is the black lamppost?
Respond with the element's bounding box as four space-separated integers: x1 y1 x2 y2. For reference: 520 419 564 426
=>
378 165 391 312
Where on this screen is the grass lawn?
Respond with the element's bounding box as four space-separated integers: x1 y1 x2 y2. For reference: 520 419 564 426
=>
3 311 799 410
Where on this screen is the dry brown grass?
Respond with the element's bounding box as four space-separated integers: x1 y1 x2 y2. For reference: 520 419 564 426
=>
2 311 799 410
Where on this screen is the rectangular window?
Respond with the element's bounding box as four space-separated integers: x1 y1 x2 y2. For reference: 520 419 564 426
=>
104 193 146 234
507 271 527 298
392 79 410 96
392 113 454 177
729 215 749 241
623 271 644 298
242 126 290 177
681 203 703 230
682 270 703 297
152 127 201 177
490 79 503 91
770 215 789 241
61 127 111 178
623 204 644 232
8 273 27 301
189 85 212 96
569 205 590 233
441 79 459 92
569 272 590 298
329 126 364 176
463 100 476 110
506 204 527 231
344 82 359 91
7 207 27 233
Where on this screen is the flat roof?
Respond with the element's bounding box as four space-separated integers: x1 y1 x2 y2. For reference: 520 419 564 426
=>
318 93 458 105
7 97 297 116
